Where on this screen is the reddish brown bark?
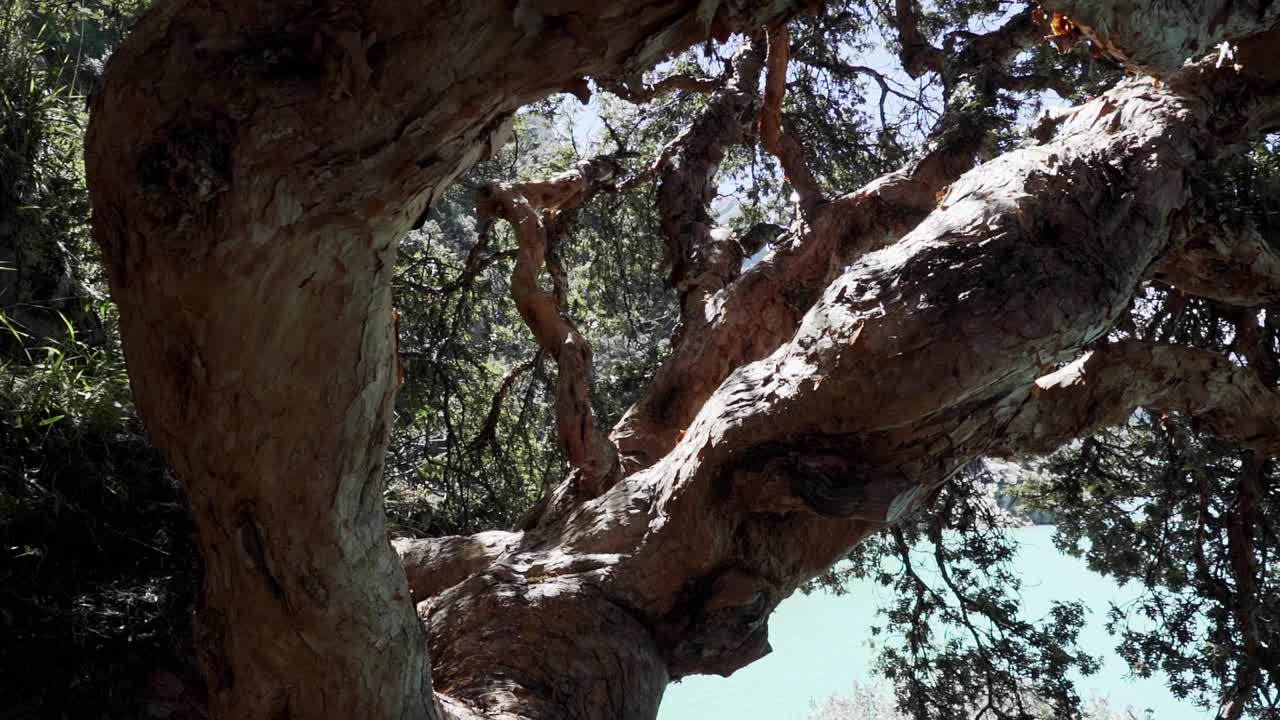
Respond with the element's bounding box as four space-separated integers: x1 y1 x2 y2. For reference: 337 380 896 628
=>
477 159 622 499
85 2 1280 720
761 25 824 217
611 7 1056 472
85 2 805 719
409 59 1280 719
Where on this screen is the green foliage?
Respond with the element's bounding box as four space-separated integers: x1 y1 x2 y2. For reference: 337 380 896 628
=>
1022 419 1280 719
0 0 110 354
1 310 124 428
388 173 564 535
0 1 90 247
386 110 678 535
0 319 199 720
819 465 1100 720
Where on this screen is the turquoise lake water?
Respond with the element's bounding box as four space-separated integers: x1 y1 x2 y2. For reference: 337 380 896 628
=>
658 525 1206 720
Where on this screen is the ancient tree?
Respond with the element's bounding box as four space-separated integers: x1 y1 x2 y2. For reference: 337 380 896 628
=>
85 1 1280 719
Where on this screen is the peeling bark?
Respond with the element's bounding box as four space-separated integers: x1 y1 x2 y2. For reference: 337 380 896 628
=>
1042 0 1280 75
416 60 1280 720
1153 217 1280 306
652 40 764 327
613 8 1059 471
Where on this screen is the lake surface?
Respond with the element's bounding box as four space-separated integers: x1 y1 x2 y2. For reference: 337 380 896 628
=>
658 525 1205 720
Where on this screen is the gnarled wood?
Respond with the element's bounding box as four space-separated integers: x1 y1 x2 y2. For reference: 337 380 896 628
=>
1153 217 1280 306
86 2 806 719
761 24 824 217
478 159 622 499
612 7 1059 472
413 57 1280 720
86 1 1280 719
997 341 1280 455
1042 0 1280 75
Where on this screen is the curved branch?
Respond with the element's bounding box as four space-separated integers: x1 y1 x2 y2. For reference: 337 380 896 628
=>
611 10 1047 472
892 0 946 78
1152 218 1280 306
761 24 825 217
611 153 953 472
597 71 725 103
477 159 622 499
653 40 766 342
999 341 1280 456
414 52 1280 720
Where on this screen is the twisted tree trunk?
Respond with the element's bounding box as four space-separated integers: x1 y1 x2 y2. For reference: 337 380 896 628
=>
85 2 1280 719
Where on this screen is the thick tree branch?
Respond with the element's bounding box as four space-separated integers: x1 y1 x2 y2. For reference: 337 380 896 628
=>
1041 0 1280 76
611 152 952 471
612 9 1049 472
415 60 1280 715
394 532 519 604
597 70 725 103
998 341 1280 456
86 2 810 719
86 1 1280 718
1153 217 1280 306
651 40 766 346
762 24 825 218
